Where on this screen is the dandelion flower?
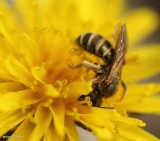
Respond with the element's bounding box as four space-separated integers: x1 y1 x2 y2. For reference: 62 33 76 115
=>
0 0 159 141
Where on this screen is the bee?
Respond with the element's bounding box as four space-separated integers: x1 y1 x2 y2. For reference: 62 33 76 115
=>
72 24 127 107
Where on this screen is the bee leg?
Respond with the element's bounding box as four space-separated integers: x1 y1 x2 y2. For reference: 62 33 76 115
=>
90 77 101 83
120 81 127 100
69 60 102 72
90 75 105 83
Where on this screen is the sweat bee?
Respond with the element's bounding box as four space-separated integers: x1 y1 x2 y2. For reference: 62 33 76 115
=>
72 24 127 107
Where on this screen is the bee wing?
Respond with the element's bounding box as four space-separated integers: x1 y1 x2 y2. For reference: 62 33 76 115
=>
106 24 127 83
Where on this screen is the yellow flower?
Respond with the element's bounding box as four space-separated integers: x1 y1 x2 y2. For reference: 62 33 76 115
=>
0 0 159 141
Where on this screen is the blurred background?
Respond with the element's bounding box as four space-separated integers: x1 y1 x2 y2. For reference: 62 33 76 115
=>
78 0 160 140
128 0 160 44
128 0 160 138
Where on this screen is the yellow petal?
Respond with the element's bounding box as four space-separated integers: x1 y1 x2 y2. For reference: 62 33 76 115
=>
79 112 116 130
0 11 17 47
122 96 160 113
127 83 160 97
30 105 52 141
0 68 12 82
117 123 160 141
65 116 80 141
4 55 35 86
115 117 146 127
49 100 65 137
31 65 46 83
79 105 145 129
0 110 25 136
0 89 40 111
0 56 13 82
16 33 41 67
43 122 62 141
115 83 160 113
123 44 160 83
1 0 43 32
77 118 113 141
0 82 24 93
92 127 113 141
71 105 117 132
122 8 159 44
8 120 35 141
67 81 92 99
0 34 11 58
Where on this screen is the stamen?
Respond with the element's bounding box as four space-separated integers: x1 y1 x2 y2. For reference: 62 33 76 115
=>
85 96 92 106
63 87 69 98
27 80 38 90
57 80 68 92
44 84 59 97
43 99 53 107
57 80 67 87
72 108 79 118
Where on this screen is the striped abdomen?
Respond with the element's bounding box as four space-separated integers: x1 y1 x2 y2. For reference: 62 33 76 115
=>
76 33 115 64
